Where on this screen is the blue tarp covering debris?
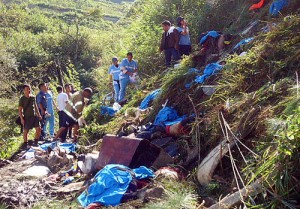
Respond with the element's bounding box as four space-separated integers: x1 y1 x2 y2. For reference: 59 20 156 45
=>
199 31 220 44
139 89 161 110
269 0 288 16
233 37 254 50
153 107 187 126
100 106 117 117
77 164 155 207
40 142 76 153
195 63 224 84
185 63 223 89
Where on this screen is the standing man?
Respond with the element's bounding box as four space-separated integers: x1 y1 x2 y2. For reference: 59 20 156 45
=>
56 86 68 142
18 84 42 147
44 83 57 138
108 57 121 102
54 88 93 143
160 20 180 67
64 83 73 139
119 52 138 103
36 83 48 141
176 16 192 56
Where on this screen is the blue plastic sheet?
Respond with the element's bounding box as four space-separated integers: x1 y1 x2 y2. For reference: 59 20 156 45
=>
139 89 161 110
59 143 76 153
233 37 254 50
100 106 117 117
194 63 223 84
153 107 187 126
77 164 154 207
200 31 220 44
269 0 288 16
40 142 76 153
40 142 57 151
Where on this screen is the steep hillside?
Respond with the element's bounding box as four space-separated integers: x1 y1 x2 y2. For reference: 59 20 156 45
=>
0 0 299 208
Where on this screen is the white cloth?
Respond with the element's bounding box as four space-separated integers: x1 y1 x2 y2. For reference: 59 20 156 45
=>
57 92 69 111
167 26 175 36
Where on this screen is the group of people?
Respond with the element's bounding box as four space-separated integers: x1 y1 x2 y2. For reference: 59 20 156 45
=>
159 17 234 67
108 52 138 103
18 83 93 147
107 17 191 103
160 17 192 67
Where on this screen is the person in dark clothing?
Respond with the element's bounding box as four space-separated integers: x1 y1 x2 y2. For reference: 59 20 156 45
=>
160 20 180 67
18 84 42 147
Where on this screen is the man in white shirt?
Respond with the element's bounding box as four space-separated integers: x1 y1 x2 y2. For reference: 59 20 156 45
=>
56 86 68 141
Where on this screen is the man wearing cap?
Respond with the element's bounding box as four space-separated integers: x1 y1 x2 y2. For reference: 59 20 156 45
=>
108 57 121 102
119 52 138 103
54 87 93 142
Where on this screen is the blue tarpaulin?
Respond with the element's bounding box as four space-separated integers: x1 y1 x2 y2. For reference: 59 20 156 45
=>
195 63 223 84
200 31 220 44
139 89 161 110
40 142 76 153
269 0 288 16
77 164 154 207
233 37 254 50
100 106 117 117
153 107 187 126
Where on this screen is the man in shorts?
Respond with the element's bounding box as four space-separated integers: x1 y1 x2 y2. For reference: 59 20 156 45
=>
18 84 42 147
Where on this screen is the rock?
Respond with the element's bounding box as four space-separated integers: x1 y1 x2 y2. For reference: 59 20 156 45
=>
22 165 50 177
143 186 164 202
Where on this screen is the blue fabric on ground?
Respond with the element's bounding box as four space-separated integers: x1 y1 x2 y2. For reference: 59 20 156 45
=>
39 142 75 153
153 107 179 125
153 107 187 126
40 142 57 151
269 0 288 16
233 37 254 50
133 166 155 179
200 31 220 44
77 164 154 207
139 89 161 110
100 106 117 117
164 116 187 126
59 143 76 153
194 63 224 84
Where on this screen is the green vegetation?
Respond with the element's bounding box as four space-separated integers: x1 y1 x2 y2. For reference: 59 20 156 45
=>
0 0 299 208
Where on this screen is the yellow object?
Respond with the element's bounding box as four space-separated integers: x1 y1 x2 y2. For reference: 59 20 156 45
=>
224 41 231 45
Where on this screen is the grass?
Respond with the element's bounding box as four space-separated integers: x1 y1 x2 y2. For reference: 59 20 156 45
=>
143 179 199 209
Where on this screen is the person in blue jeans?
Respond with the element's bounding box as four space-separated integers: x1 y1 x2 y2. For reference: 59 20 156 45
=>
44 84 57 138
176 16 192 57
119 52 138 103
160 20 180 67
108 57 121 102
36 83 48 140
